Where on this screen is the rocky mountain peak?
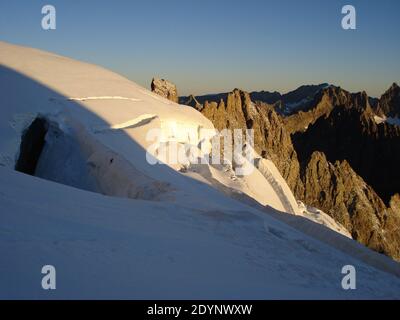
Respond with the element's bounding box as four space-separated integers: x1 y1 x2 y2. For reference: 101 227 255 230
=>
376 82 400 117
303 150 400 260
151 78 179 103
181 94 202 110
390 82 399 91
284 86 373 134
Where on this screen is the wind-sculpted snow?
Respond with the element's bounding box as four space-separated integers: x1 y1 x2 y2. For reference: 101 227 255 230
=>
67 96 142 102
93 114 159 132
50 96 142 102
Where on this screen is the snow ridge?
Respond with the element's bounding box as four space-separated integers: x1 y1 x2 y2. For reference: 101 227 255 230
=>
53 96 142 102
93 114 158 133
255 157 298 214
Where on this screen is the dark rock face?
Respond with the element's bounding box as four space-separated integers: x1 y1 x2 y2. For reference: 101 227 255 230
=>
287 84 400 260
284 86 371 134
15 117 48 175
151 78 179 103
303 152 400 260
375 83 400 118
249 90 282 104
283 84 329 105
292 100 400 205
250 83 329 115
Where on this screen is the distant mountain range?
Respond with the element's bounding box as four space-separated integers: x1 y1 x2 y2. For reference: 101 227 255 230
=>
178 82 400 261
180 83 331 115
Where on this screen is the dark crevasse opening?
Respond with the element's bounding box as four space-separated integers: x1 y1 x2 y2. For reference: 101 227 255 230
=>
15 116 100 193
13 115 169 200
15 117 48 175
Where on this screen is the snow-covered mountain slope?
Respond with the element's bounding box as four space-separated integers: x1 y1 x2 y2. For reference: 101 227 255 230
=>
0 168 400 299
1 41 400 299
0 40 292 214
2 167 400 299
0 41 348 235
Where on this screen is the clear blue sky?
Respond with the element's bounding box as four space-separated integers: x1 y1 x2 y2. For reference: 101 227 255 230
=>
0 0 399 97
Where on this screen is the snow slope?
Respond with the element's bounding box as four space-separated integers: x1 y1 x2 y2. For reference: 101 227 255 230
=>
0 41 290 214
0 41 349 234
2 164 400 299
1 41 400 299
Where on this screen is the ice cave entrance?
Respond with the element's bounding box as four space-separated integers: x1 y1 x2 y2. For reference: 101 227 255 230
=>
15 117 48 175
15 116 100 193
